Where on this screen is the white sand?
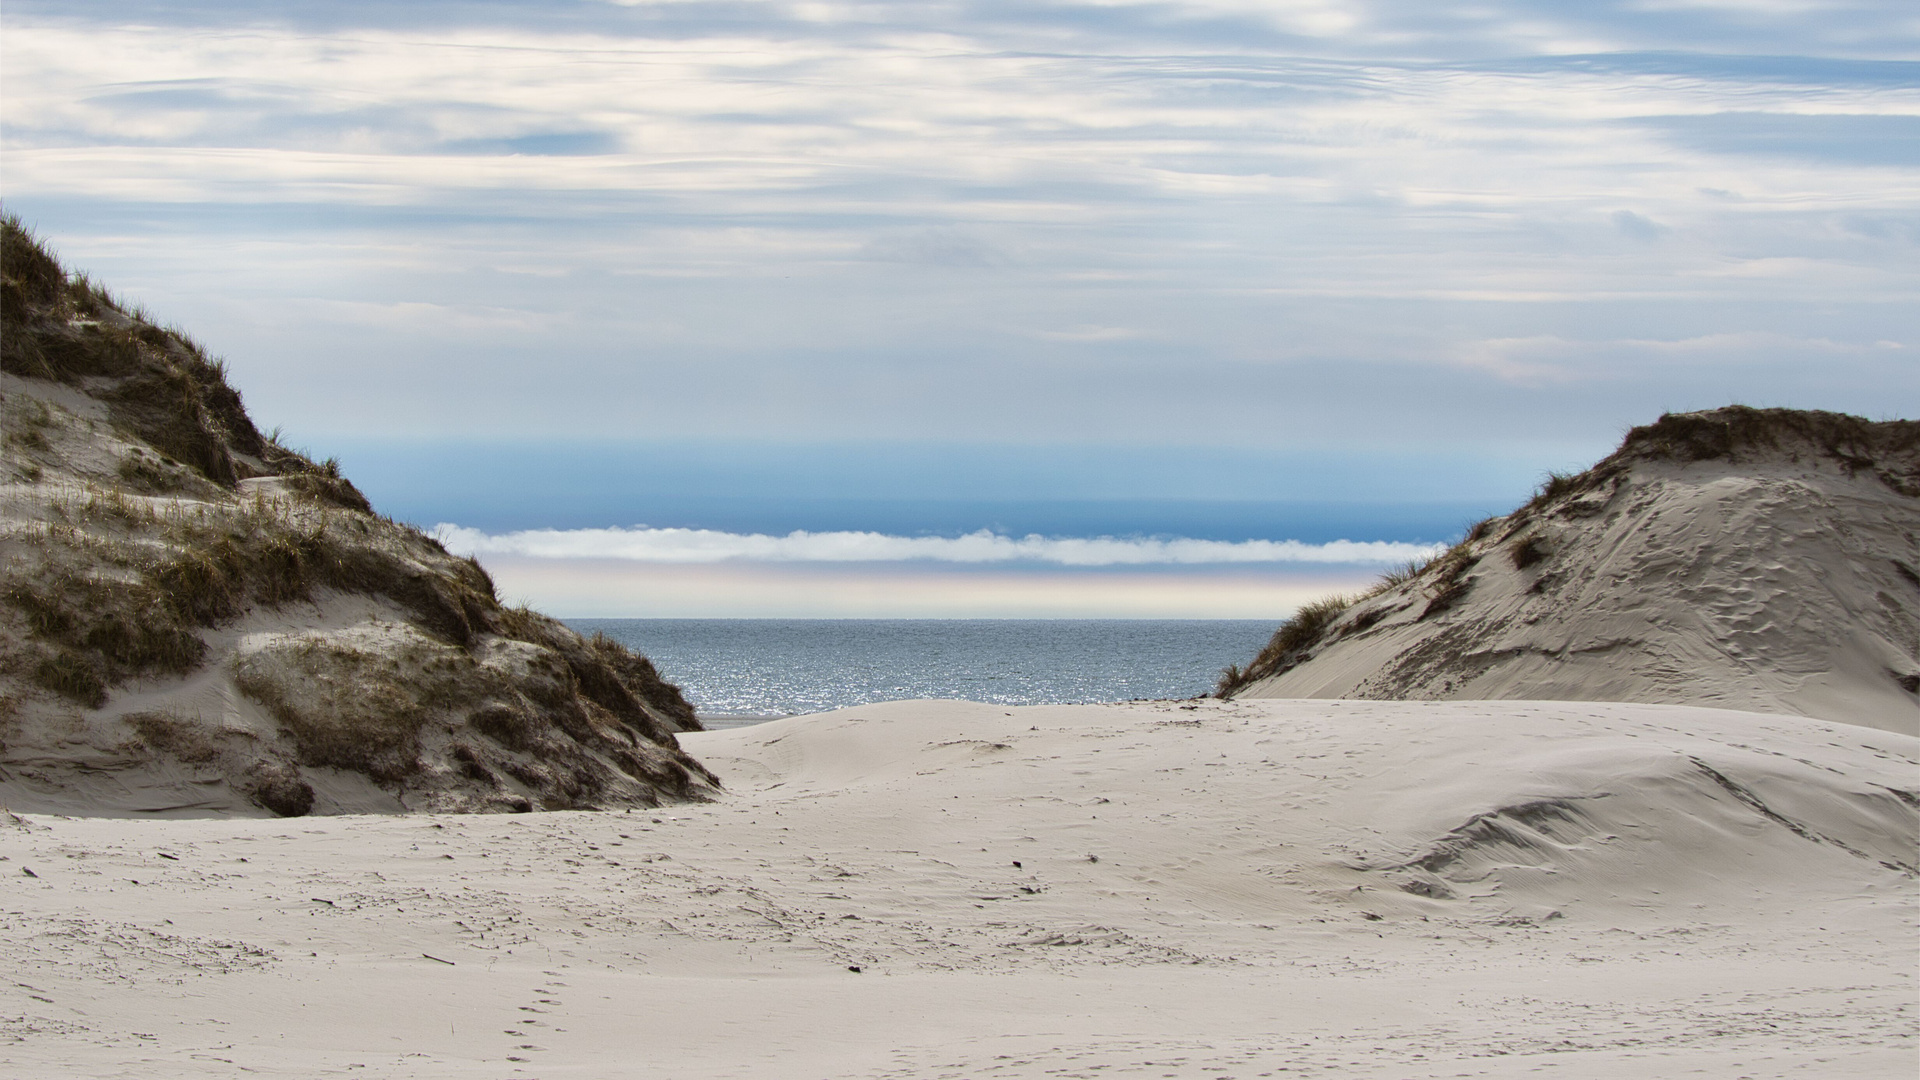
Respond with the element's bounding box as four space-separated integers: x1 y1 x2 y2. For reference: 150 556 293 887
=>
4 696 1913 1078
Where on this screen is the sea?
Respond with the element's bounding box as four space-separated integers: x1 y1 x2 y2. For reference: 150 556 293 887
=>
568 619 1279 727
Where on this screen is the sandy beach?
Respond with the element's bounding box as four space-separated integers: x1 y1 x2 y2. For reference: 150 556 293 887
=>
4 696 1912 1078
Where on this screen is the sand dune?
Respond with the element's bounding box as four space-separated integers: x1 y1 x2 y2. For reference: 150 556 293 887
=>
2 219 713 817
1229 408 1920 736
4 696 1912 1078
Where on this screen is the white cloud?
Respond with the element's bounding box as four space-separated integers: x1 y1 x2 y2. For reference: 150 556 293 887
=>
1450 331 1908 385
1038 325 1143 342
433 524 1443 566
478 557 1370 618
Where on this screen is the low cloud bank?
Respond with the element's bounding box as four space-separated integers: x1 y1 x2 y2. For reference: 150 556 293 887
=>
432 524 1443 567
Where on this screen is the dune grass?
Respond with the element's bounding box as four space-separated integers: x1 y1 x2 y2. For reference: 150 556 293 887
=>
1216 511 1510 697
1215 593 1356 696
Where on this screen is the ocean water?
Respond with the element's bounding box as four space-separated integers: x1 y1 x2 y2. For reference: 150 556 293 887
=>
569 619 1278 726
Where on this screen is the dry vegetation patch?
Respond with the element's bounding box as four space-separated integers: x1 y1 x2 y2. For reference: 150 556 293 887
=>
232 632 443 783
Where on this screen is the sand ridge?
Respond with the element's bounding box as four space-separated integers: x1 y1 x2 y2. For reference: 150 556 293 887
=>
2 696 1912 1078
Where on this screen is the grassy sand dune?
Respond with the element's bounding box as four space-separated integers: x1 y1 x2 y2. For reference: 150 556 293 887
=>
1 217 714 815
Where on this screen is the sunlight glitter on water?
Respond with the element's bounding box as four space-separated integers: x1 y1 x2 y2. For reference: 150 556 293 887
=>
569 619 1277 723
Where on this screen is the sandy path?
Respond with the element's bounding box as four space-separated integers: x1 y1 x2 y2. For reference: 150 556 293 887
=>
2 698 1913 1078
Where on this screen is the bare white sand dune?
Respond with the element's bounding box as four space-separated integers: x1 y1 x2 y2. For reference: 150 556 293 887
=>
3 697 1913 1078
1231 409 1920 736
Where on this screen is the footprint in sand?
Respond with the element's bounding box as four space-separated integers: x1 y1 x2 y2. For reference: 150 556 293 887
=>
501 980 567 1059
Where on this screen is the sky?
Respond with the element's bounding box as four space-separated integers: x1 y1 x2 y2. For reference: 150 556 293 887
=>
4 1 1916 616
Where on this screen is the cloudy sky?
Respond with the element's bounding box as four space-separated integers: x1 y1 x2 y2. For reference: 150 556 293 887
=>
4 1 1916 615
